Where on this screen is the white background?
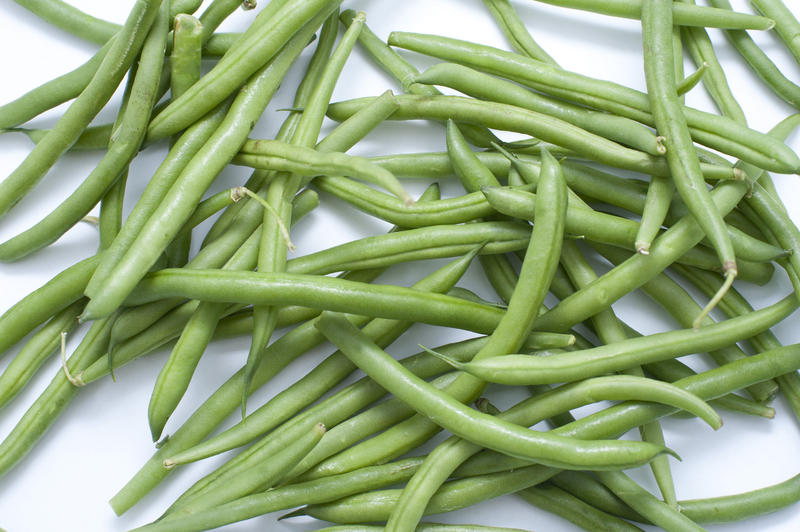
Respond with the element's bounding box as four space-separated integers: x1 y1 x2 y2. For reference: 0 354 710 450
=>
2 1 800 530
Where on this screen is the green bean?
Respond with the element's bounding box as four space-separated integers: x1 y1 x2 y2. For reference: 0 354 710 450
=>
416 63 662 156
80 10 326 322
550 471 647 523
315 89 399 153
164 338 481 470
680 3 747 124
0 254 99 357
146 0 342 139
98 171 127 252
329 94 675 176
678 471 800 523
643 0 736 279
170 14 203 99
596 244 779 402
246 11 351 416
672 263 800 420
235 139 410 203
751 0 800 63
146 228 475 444
314 175 496 227
282 373 461 481
0 38 112 125
319 526 529 532
634 175 673 254
386 151 567 530
0 2 169 261
530 0 774 29
291 465 572 523
708 0 800 108
595 470 706 531
0 0 162 219
109 253 473 514
317 312 672 471
428 293 797 385
384 370 714 532
162 248 480 486
517 484 645 532
167 17 204 270
130 458 426 532
287 221 529 274
677 62 709 95
645 357 776 419
456 342 800 494
12 0 119 45
101 186 315 348
558 240 677 508
481 186 769 280
386 32 800 173
167 423 325 516
338 9 500 147
109 314 332 515
0 314 114 478
482 0 557 63
0 299 83 410
3 124 115 151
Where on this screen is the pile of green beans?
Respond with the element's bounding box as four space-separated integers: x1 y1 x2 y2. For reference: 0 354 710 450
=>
2 0 800 531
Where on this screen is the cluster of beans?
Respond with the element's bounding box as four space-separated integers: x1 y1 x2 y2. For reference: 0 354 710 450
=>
2 0 800 530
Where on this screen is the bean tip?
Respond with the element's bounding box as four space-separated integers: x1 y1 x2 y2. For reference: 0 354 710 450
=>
635 241 650 255
162 459 176 470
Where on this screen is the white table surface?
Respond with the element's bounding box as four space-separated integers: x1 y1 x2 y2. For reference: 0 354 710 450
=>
1 1 800 530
